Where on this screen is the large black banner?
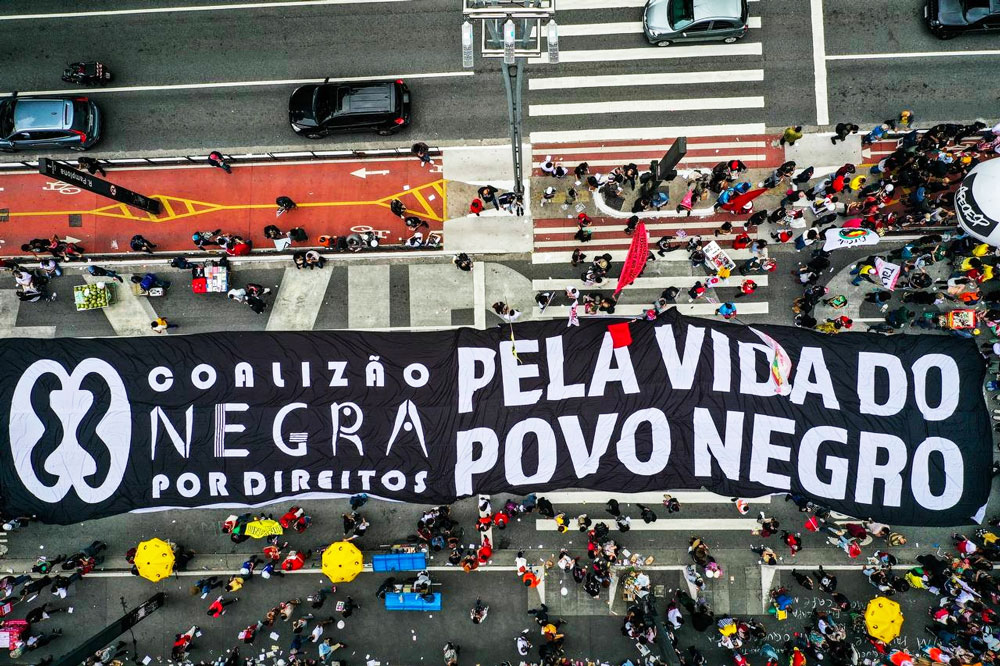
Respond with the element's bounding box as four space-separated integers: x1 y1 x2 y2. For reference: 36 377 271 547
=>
0 310 989 526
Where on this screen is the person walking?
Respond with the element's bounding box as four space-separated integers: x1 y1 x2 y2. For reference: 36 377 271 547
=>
86 265 124 283
207 596 238 617
208 151 232 173
831 122 859 145
779 125 803 146
150 317 178 334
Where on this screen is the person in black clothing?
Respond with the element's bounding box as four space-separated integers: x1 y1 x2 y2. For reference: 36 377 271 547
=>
477 185 499 209
208 151 232 173
535 496 555 518
341 596 359 618
831 122 859 145
130 234 156 254
605 499 621 517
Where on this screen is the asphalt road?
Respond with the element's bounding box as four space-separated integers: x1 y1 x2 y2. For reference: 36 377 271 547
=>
2 489 991 666
821 0 1000 127
0 0 997 158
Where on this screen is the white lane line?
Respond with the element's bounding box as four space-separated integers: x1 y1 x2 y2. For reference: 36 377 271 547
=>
556 21 643 36
827 49 1000 60
529 96 764 117
528 69 764 90
811 0 830 125
529 42 762 64
532 141 766 154
749 16 761 28
0 71 471 98
537 518 757 531
0 0 411 20
557 0 646 8
529 122 767 143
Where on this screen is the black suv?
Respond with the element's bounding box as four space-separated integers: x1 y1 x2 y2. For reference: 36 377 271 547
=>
925 0 1000 38
289 79 411 138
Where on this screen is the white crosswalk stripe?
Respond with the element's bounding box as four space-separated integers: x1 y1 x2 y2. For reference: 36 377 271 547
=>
528 70 764 91
537 517 757 531
529 42 762 65
526 0 766 145
529 122 766 143
535 302 770 319
529 95 764 117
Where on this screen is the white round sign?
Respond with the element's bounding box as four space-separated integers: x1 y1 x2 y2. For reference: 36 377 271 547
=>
955 158 1000 246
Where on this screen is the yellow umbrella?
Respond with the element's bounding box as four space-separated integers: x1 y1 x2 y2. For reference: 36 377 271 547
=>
135 538 174 582
321 541 364 583
244 519 284 539
865 596 903 643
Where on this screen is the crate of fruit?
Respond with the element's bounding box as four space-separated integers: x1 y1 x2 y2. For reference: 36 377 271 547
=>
74 283 115 311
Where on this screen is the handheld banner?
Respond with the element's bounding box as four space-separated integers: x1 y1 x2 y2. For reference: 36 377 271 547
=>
0 310 988 526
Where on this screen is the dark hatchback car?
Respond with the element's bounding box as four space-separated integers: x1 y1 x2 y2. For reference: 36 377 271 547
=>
0 95 101 152
289 79 411 138
925 0 1000 38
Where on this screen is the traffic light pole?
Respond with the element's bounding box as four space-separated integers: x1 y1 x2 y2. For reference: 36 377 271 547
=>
501 60 525 197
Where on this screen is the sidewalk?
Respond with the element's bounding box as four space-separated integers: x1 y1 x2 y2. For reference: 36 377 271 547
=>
0 155 446 256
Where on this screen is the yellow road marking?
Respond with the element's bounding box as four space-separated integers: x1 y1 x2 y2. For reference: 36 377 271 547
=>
6 179 448 224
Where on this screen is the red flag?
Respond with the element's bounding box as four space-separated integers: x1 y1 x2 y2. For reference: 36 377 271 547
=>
721 186 768 212
613 222 648 298
608 322 632 348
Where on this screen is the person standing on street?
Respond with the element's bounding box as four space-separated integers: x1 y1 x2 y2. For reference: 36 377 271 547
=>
443 642 460 666
411 142 433 166
130 234 156 254
477 184 500 210
341 596 359 618
208 151 232 173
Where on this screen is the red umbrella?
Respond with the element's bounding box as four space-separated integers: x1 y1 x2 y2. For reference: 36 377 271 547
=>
721 187 768 213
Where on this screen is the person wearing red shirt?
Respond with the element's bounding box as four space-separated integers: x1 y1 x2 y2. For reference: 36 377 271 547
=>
477 536 493 563
732 233 751 250
736 280 757 297
281 549 311 571
207 596 236 617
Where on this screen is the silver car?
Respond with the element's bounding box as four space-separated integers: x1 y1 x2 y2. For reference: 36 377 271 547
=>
643 0 749 46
